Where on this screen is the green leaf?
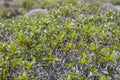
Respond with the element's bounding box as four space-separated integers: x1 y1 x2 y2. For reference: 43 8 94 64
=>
99 74 108 80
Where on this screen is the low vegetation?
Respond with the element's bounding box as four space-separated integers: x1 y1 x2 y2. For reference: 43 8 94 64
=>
0 0 120 80
109 0 120 5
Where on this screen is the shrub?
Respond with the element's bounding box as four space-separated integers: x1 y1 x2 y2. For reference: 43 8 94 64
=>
39 0 78 9
17 0 34 11
109 0 120 5
0 4 120 80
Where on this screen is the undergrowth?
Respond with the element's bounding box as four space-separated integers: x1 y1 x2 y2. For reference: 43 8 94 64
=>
0 4 120 80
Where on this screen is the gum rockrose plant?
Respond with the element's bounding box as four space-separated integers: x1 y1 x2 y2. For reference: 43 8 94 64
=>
0 4 120 80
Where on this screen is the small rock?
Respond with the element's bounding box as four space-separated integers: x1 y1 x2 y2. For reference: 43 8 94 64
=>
25 8 48 17
114 5 120 11
99 3 115 12
99 3 120 13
